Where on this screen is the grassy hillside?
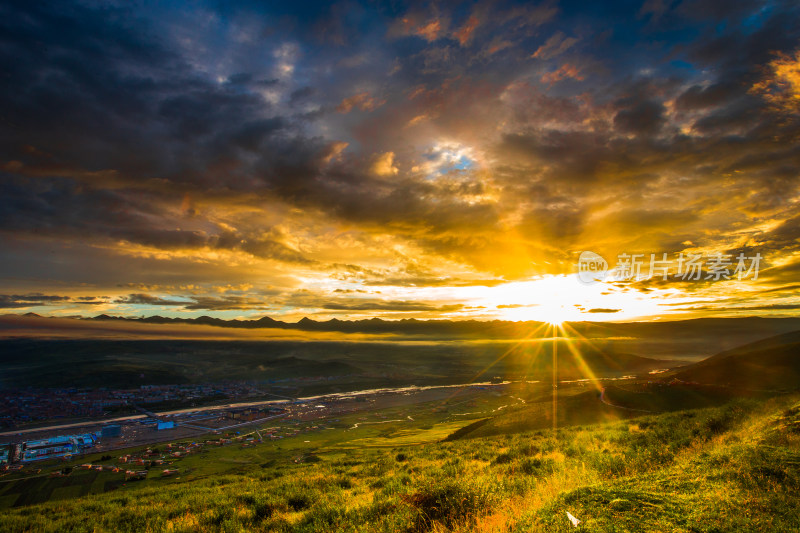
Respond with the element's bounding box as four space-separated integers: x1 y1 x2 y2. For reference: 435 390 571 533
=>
437 380 753 440
3 392 799 532
672 330 800 390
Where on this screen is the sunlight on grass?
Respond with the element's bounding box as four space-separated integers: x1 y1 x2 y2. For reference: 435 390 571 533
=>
3 395 800 532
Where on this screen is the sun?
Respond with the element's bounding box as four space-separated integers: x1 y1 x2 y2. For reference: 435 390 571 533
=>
543 303 569 326
467 273 682 323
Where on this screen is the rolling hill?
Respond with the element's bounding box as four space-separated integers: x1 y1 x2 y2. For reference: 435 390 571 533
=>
0 338 681 391
671 330 800 390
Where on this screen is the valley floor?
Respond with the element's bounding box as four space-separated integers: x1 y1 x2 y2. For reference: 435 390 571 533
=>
3 389 800 532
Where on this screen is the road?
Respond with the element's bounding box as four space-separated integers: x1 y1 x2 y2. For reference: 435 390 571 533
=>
0 381 509 438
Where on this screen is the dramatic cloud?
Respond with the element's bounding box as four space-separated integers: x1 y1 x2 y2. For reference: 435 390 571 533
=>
1 0 799 321
0 294 70 309
114 294 188 306
751 50 800 113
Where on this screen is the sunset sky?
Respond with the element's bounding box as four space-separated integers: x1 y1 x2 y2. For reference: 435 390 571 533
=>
1 0 799 322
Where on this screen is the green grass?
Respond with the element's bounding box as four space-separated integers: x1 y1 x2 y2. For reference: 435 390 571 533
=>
0 393 504 508
2 392 800 532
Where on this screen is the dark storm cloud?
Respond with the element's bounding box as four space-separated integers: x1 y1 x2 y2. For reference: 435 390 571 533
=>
109 287 465 313
674 81 742 111
733 214 800 260
0 1 332 196
1 0 800 317
0 294 69 308
114 294 187 306
2 0 796 237
0 173 315 264
613 100 666 135
0 293 108 308
113 293 273 311
0 0 508 268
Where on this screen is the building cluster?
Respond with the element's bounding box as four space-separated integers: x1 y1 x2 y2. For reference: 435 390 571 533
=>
41 445 183 480
0 381 282 428
0 432 100 464
0 403 292 466
1 430 291 478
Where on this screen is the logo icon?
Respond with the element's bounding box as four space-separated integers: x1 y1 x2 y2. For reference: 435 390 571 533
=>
577 251 608 284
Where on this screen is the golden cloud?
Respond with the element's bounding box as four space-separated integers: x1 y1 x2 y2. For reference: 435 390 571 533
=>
752 50 800 113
